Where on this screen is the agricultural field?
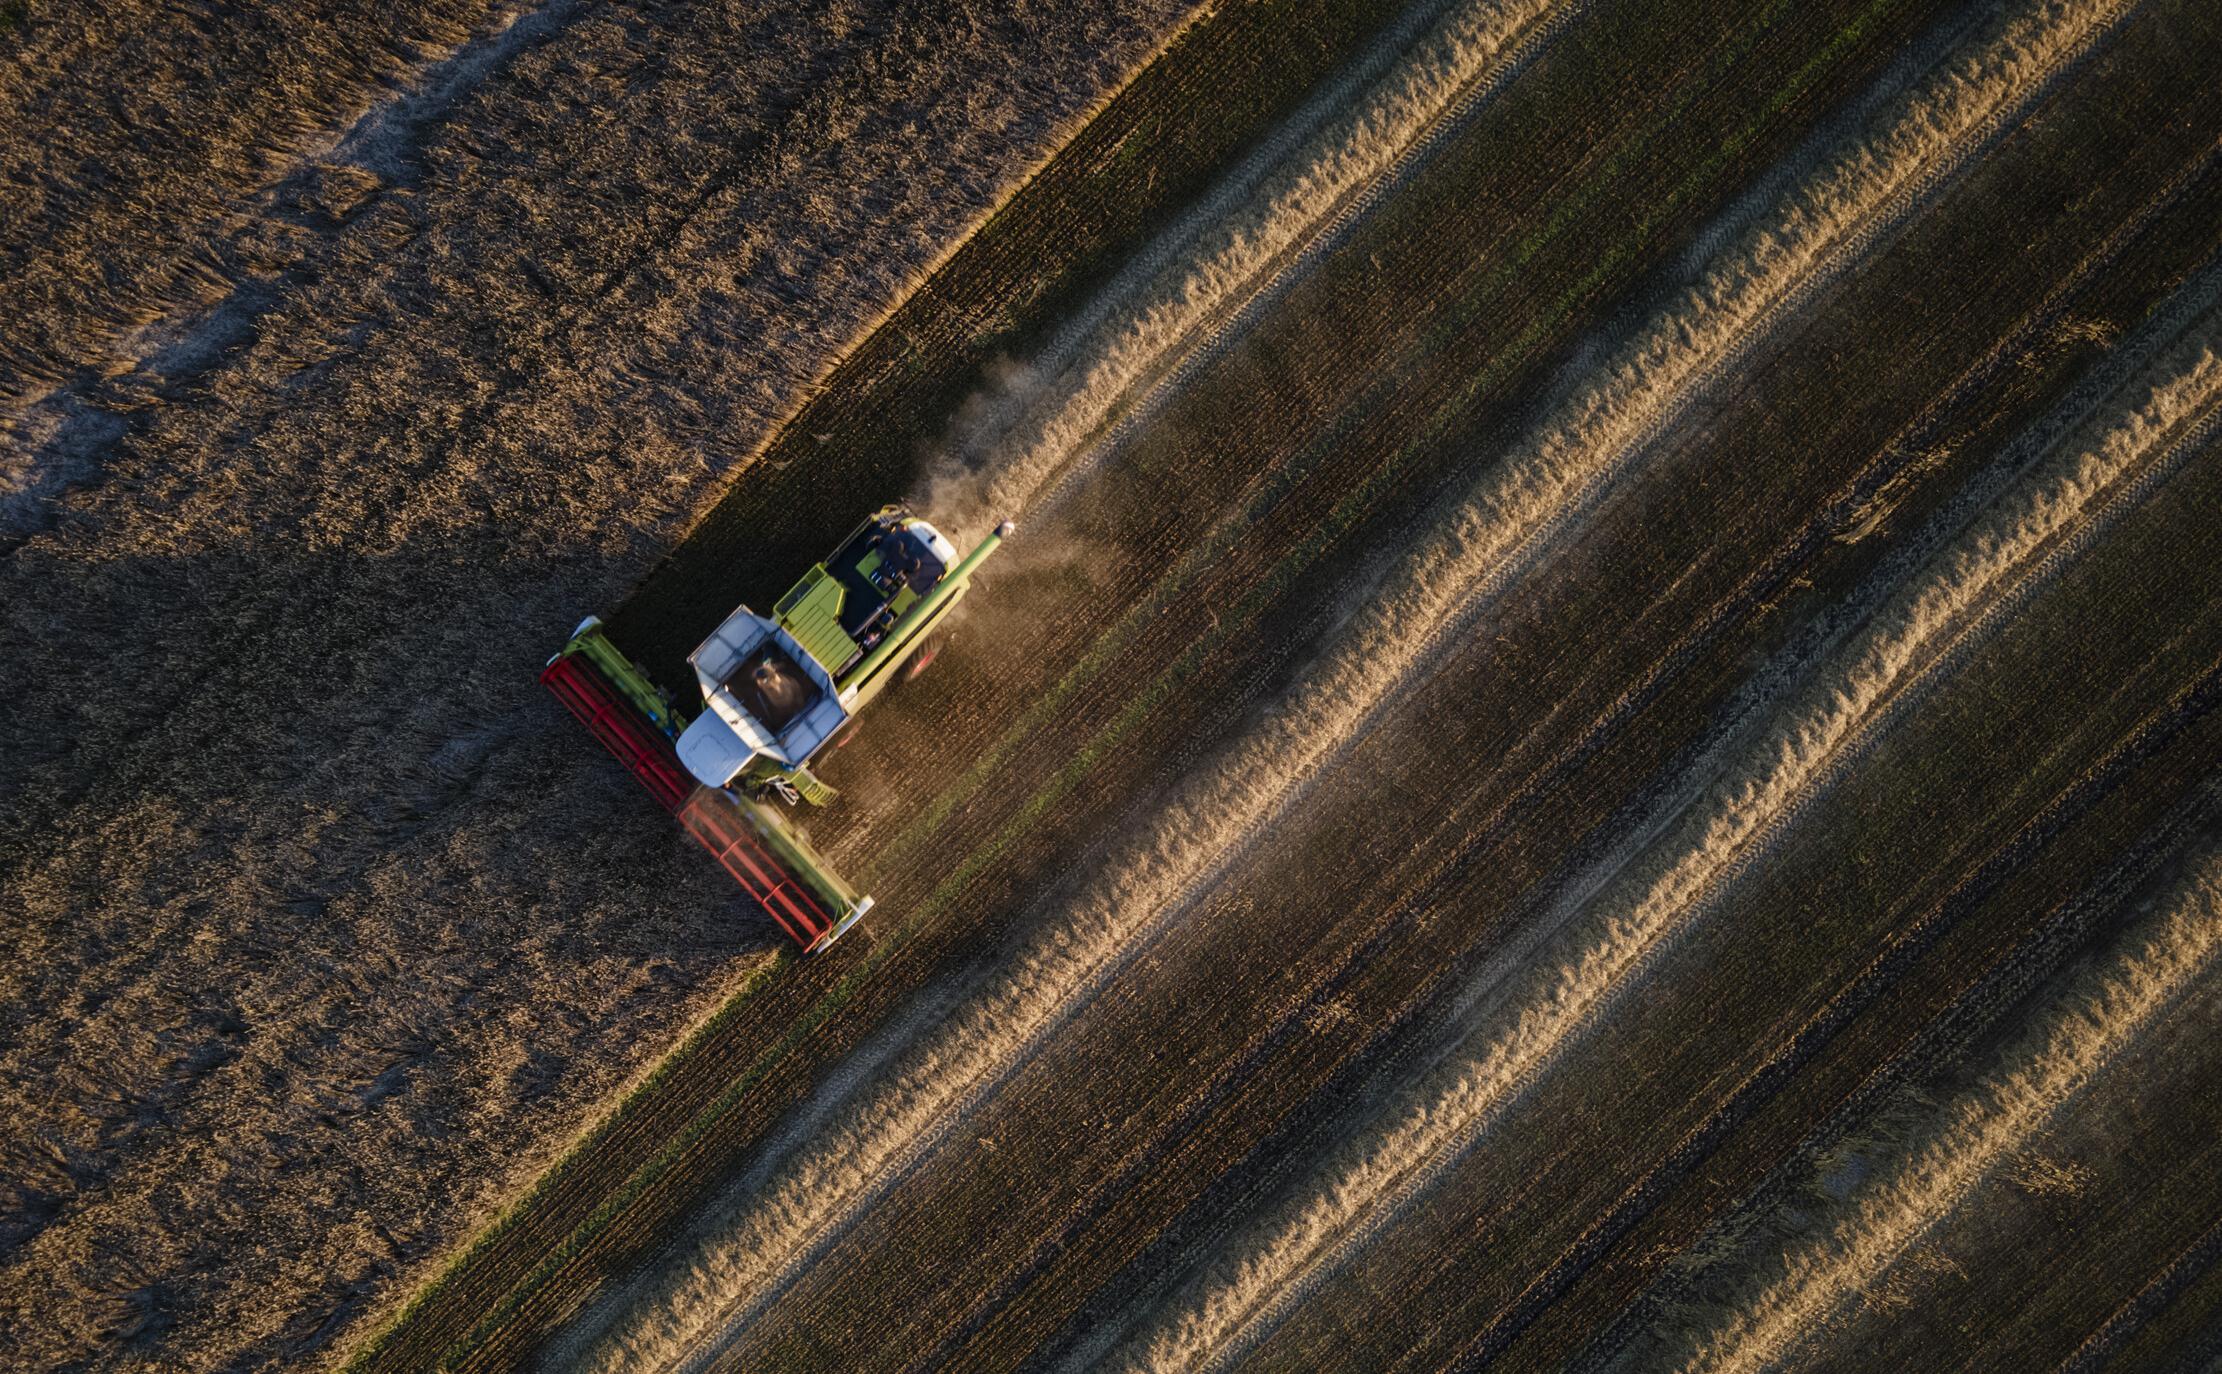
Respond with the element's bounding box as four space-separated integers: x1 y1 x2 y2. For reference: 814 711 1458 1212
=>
3 0 2219 1370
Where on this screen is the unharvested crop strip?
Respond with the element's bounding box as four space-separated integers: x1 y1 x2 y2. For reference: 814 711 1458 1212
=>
0 0 520 403
1 0 607 555
334 6 1251 1365
1117 279 2222 1370
6 0 932 1344
1674 845 2222 1374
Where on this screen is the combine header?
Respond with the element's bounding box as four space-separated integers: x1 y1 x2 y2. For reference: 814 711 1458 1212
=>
543 506 1012 952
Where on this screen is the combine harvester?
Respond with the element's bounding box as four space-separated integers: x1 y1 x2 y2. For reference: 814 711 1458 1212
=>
543 506 1013 951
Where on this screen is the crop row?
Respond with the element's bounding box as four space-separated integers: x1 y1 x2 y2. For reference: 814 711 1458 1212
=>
1208 13 2222 1360
573 0 2097 1360
1259 311 2222 1368
695 8 2222 1365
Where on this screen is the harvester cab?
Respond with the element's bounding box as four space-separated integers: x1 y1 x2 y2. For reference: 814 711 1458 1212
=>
541 505 1012 952
676 508 982 805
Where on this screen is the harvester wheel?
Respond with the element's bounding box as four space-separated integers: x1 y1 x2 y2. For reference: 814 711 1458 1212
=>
904 638 943 680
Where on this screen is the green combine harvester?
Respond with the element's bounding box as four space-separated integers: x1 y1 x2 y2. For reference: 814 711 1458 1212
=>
542 505 1013 951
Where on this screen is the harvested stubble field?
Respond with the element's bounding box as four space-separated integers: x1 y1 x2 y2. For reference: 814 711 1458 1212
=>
4 0 2220 1370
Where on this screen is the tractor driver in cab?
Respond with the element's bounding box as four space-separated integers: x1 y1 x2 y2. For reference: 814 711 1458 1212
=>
875 521 922 591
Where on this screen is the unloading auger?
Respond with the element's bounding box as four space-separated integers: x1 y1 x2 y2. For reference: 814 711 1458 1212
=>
542 506 1013 951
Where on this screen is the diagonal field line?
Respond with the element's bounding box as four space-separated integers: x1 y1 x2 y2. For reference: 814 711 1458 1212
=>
1126 291 2222 1373
936 0 1579 540
1014 0 1587 524
1682 845 2222 1374
574 2 2139 1369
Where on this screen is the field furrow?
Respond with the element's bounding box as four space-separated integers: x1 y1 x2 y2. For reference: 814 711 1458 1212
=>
1672 838 2222 1373
1128 270 2222 1374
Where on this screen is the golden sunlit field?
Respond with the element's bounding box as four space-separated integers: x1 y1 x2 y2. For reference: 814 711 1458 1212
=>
4 1 2220 1371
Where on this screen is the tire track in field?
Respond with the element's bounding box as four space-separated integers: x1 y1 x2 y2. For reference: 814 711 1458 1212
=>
2061 1205 2222 1372
1116 283 2222 1371
1458 669 2222 1373
1564 743 2222 1374
1675 845 2222 1374
928 0 1576 541
564 5 2134 1369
